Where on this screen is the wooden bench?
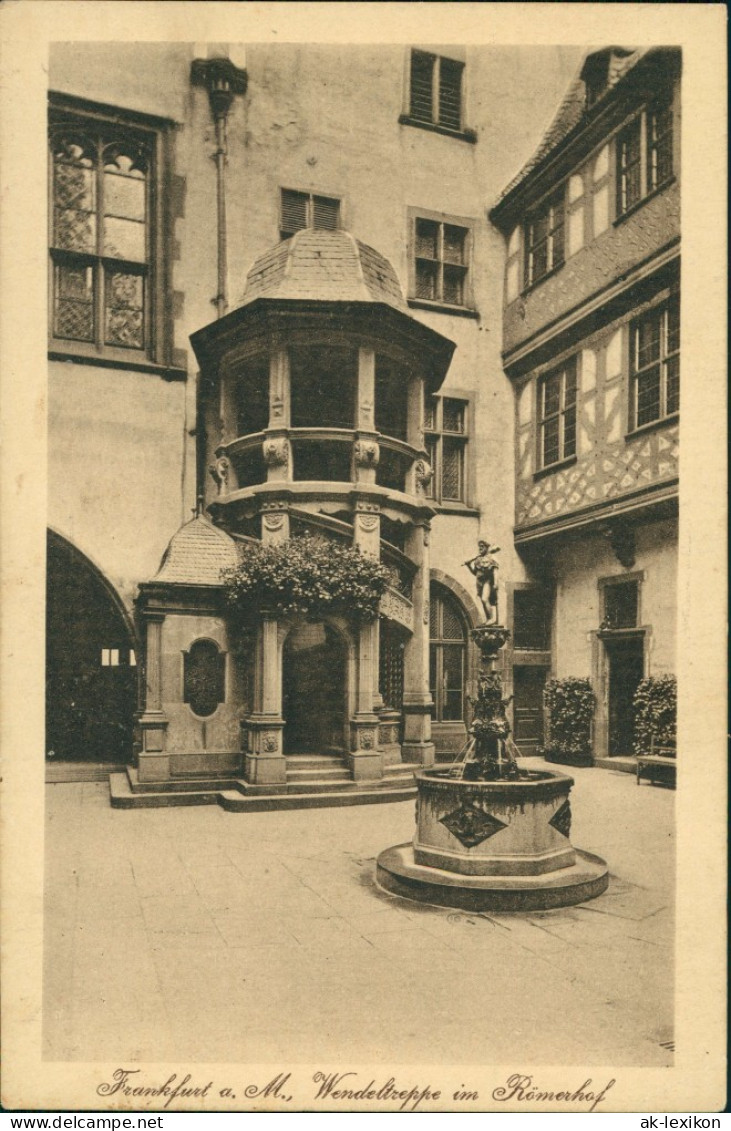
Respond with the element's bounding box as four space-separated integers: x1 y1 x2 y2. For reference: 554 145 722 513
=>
636 738 676 787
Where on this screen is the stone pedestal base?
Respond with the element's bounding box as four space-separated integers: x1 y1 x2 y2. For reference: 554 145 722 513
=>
347 749 383 782
377 768 608 911
376 843 609 912
244 751 287 787
137 713 170 782
401 740 435 766
137 752 170 784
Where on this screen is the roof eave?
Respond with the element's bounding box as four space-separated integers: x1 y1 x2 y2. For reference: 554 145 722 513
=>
489 46 681 230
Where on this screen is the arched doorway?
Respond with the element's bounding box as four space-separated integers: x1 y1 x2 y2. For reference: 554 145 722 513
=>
46 532 138 763
282 622 347 754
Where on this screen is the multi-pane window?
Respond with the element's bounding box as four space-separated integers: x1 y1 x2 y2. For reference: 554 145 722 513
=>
280 189 340 240
525 191 565 287
616 117 642 215
603 580 639 630
413 218 470 307
49 107 155 354
631 297 680 430
538 358 577 468
647 104 674 192
100 647 136 667
513 589 551 651
424 395 468 504
429 588 467 722
409 50 464 132
616 102 674 218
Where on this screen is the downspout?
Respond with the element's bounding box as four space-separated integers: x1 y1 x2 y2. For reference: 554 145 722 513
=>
190 56 248 509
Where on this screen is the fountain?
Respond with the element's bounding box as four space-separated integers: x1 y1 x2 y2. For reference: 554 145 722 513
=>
376 545 609 911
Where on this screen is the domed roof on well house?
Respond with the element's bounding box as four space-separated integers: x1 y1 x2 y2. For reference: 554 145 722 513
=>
151 516 240 587
239 229 409 312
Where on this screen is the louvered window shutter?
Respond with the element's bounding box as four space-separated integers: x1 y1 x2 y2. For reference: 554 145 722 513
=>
410 50 435 123
438 58 463 130
280 190 308 239
312 195 340 230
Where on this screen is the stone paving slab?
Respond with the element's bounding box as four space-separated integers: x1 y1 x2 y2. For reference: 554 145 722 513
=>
43 759 674 1066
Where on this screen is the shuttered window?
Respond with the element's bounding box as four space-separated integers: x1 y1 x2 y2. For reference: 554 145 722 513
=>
280 189 340 240
408 50 464 133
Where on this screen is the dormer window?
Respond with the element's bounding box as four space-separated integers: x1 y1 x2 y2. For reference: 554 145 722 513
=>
581 46 637 110
582 52 611 109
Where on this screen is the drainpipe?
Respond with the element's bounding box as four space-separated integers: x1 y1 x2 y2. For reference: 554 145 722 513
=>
190 55 248 318
190 55 248 512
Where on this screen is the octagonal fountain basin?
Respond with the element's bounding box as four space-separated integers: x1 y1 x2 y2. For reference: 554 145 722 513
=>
376 768 608 912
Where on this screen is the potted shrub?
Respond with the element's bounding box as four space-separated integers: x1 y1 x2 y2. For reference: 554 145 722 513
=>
633 675 676 754
539 676 596 767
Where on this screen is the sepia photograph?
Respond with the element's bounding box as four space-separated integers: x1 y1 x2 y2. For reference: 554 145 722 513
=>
1 1 726 1116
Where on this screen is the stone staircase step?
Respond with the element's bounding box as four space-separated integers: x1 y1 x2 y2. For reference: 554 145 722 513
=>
109 762 420 811
218 783 417 812
286 755 346 769
125 766 239 794
109 773 219 809
287 767 351 782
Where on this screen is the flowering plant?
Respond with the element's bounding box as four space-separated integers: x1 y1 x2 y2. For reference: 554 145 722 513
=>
222 534 390 623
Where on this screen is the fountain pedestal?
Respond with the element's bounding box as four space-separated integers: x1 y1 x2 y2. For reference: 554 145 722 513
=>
376 624 608 911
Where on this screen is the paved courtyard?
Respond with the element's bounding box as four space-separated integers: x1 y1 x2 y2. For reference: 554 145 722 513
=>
43 759 674 1066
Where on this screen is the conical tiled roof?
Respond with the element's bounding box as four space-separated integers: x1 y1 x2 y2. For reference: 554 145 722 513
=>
152 516 240 586
239 229 409 312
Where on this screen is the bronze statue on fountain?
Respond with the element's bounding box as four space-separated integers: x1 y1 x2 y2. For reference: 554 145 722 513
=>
462 541 520 781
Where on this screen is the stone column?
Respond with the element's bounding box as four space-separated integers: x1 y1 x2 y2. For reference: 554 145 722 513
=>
219 363 238 444
354 346 379 486
137 613 170 782
268 344 291 429
348 617 382 781
347 496 383 780
405 374 430 496
244 615 287 788
401 520 435 766
264 345 291 485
